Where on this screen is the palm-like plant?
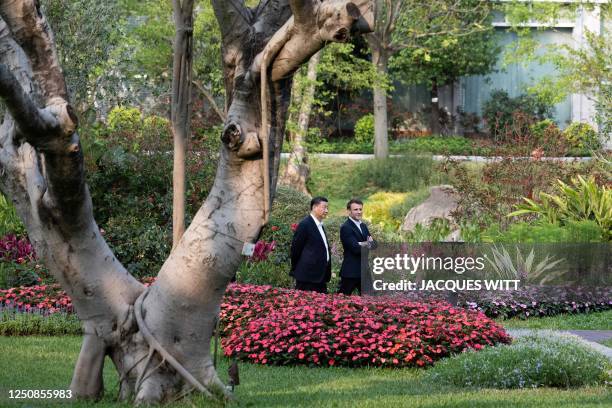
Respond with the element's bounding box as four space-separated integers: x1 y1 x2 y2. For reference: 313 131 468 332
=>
485 245 567 285
509 175 611 240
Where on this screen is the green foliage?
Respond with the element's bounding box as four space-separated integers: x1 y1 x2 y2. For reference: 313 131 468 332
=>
269 186 311 227
425 333 610 389
355 156 445 192
392 136 489 156
83 109 219 278
0 195 25 237
0 262 40 290
354 114 374 145
563 122 600 150
236 260 293 289
484 245 566 284
0 311 81 336
509 176 611 240
107 106 142 134
482 90 554 139
390 4 500 89
103 216 171 278
484 221 604 244
405 218 452 243
362 192 409 232
42 0 120 112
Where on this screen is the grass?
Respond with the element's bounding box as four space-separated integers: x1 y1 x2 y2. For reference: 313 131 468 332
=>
1 336 611 407
500 310 612 330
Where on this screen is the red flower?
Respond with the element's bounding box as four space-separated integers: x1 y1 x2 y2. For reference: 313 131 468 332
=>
271 226 280 232
290 223 298 232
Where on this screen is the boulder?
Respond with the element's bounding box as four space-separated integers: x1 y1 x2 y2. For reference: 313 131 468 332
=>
401 185 460 235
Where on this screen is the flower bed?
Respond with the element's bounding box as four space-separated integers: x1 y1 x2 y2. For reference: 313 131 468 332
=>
220 284 511 367
0 284 72 314
458 286 612 319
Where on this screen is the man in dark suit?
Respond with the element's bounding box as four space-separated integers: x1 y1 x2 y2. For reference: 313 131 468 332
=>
290 196 331 293
339 199 376 295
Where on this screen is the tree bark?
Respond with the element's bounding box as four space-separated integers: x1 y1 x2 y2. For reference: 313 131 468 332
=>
280 50 322 196
430 79 440 136
171 0 194 248
0 0 374 404
370 45 389 159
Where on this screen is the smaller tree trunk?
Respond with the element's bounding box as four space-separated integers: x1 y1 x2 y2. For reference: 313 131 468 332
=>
371 47 389 159
281 51 321 195
430 79 440 136
171 0 194 248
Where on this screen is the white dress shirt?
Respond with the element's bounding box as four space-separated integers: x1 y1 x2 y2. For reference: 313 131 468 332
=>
310 214 330 262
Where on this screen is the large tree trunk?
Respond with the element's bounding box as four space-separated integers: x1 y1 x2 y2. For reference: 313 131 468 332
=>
170 0 194 248
280 50 322 196
370 46 389 159
0 0 373 404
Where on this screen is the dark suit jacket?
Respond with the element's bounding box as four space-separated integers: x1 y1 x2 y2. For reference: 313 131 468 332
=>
290 215 331 284
340 218 376 279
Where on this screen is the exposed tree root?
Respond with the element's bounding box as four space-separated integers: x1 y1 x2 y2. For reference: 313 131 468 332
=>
133 290 232 403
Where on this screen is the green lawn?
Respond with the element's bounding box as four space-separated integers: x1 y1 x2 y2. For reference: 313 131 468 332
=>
500 310 612 330
1 336 610 407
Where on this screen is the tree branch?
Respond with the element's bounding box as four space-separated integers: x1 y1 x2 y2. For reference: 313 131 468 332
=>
0 0 67 100
192 79 226 122
0 64 59 140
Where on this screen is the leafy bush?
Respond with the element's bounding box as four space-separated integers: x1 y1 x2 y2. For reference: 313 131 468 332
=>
354 114 374 145
363 192 409 231
103 215 171 278
0 309 81 336
425 332 609 388
394 136 481 156
442 158 590 230
0 235 46 289
484 221 604 243
405 218 453 243
482 90 553 140
269 186 310 227
0 195 25 237
235 258 293 289
107 106 142 135
83 111 219 278
509 175 610 240
563 122 600 150
221 284 511 367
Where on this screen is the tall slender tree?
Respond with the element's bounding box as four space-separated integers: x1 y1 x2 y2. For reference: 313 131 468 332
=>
366 0 491 157
170 0 194 247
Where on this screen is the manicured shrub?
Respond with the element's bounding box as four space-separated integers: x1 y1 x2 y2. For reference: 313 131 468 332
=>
221 284 511 367
0 309 81 336
563 122 600 150
363 192 409 231
354 114 374 145
425 332 609 388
